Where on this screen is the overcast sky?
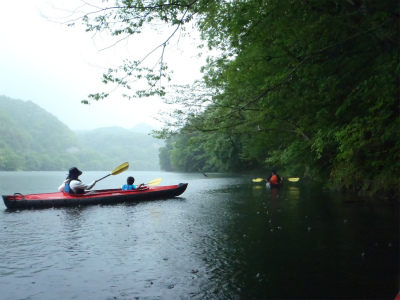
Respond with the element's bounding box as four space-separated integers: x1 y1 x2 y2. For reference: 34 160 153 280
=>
0 0 204 131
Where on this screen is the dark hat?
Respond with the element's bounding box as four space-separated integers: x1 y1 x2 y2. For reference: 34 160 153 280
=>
68 167 82 177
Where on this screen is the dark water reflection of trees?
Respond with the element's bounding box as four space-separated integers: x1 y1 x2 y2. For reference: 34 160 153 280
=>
193 181 399 299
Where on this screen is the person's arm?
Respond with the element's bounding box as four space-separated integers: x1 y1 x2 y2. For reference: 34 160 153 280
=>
58 180 67 192
132 184 143 189
87 180 96 190
70 180 97 191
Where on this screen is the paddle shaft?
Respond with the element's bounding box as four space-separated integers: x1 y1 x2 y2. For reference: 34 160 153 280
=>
96 162 130 182
97 174 111 182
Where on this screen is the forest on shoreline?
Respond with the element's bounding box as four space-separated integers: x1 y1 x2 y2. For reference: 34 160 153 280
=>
150 1 398 197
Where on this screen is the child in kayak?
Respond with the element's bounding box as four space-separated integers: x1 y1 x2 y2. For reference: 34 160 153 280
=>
121 176 144 190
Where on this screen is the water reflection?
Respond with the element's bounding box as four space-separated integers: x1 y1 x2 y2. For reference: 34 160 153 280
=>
269 186 279 200
251 185 264 197
0 173 398 300
288 186 300 201
60 207 91 256
199 182 399 299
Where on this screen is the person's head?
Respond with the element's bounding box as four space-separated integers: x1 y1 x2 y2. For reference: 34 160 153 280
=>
68 167 82 179
127 176 135 185
272 170 277 174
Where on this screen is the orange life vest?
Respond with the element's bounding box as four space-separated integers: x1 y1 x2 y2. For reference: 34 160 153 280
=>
270 175 279 184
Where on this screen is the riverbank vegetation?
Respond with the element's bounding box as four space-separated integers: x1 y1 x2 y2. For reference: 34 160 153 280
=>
68 1 398 196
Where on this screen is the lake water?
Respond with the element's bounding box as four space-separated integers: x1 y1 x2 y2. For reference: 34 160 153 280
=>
0 171 398 300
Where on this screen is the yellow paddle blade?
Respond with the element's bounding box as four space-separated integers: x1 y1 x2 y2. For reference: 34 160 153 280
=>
288 178 300 182
252 178 264 182
111 162 129 175
147 178 162 186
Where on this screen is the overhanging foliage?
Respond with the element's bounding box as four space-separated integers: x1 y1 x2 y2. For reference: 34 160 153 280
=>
68 0 399 195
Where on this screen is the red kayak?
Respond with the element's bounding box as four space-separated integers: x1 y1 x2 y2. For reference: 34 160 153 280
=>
2 183 188 210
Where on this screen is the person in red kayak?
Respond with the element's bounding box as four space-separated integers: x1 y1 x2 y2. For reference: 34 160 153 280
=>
58 167 97 194
121 176 146 190
266 170 282 185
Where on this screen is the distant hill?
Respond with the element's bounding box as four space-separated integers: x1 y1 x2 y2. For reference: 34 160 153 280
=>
0 95 162 171
0 95 79 153
130 123 155 134
76 126 162 171
0 108 33 150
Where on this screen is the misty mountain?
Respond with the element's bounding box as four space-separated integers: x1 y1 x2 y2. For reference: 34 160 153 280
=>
0 108 33 150
75 126 162 171
0 95 161 171
0 95 79 153
130 123 155 134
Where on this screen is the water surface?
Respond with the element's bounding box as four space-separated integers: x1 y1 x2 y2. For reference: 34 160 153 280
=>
0 171 398 299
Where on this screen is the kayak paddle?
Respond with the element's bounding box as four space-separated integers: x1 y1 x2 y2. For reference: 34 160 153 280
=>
252 178 264 182
97 162 129 182
136 178 162 188
146 178 162 186
252 177 300 182
287 178 300 182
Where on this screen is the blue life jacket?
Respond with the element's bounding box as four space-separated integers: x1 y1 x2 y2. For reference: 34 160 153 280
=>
65 179 83 194
122 184 136 190
64 181 72 194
